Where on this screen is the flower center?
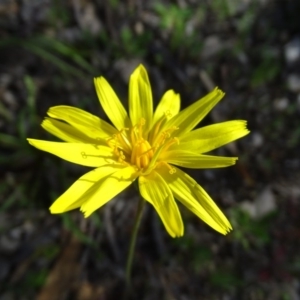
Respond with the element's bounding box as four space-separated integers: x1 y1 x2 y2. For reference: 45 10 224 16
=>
107 116 179 174
131 139 153 169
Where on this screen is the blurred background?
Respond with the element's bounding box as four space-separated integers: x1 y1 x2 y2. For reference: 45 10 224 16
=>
0 0 300 299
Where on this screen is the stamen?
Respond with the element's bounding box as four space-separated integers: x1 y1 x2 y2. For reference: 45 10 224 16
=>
118 150 126 162
130 136 153 169
138 118 146 139
106 137 116 148
130 119 145 144
113 147 120 157
116 129 131 152
162 137 179 153
137 147 154 159
149 113 170 144
106 130 131 165
154 132 167 148
106 115 180 174
130 142 138 165
151 117 166 142
138 154 149 169
153 126 179 148
130 126 137 145
157 161 176 174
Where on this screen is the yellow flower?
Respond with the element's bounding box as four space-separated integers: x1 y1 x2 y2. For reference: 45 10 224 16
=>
27 65 249 237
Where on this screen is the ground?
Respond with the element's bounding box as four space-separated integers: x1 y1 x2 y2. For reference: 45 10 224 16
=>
0 0 300 299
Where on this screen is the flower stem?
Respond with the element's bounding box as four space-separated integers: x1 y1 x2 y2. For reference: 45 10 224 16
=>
125 197 145 289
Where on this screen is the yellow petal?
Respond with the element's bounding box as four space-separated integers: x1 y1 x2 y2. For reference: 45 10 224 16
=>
164 87 224 137
80 166 138 217
48 105 117 140
152 90 180 125
178 120 250 153
27 139 116 167
42 118 98 143
50 165 123 213
94 77 130 130
139 171 184 237
160 150 238 168
160 166 232 235
129 65 153 135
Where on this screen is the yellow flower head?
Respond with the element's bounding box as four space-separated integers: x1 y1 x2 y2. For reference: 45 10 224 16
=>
28 65 249 237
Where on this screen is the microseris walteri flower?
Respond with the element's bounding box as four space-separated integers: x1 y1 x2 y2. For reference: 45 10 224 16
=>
27 65 249 238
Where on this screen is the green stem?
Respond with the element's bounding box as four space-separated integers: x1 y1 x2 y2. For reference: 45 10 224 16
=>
125 197 145 289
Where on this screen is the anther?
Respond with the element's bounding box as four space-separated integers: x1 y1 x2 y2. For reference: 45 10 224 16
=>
169 167 176 174
140 118 146 126
137 147 154 158
158 162 176 174
165 110 172 118
118 150 126 162
153 126 179 148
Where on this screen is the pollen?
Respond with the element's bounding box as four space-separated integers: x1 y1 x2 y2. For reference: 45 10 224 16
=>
106 117 179 173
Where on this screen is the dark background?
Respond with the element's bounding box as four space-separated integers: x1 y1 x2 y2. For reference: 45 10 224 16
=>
0 0 300 299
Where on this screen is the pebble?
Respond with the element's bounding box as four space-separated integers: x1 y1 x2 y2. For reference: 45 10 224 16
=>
254 186 277 219
134 21 144 35
201 35 223 59
274 97 289 111
240 186 277 220
239 200 256 219
78 2 102 35
287 74 300 93
203 170 216 181
251 131 264 148
0 235 20 254
285 38 300 64
3 90 18 110
10 227 22 239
